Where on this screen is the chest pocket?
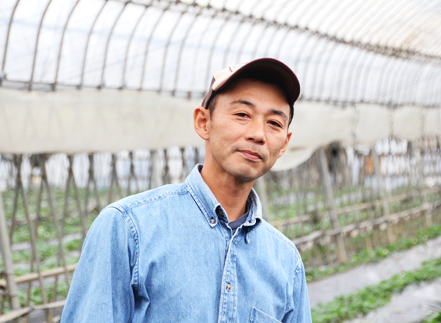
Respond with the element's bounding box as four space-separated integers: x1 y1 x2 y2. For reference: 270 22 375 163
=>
249 307 282 323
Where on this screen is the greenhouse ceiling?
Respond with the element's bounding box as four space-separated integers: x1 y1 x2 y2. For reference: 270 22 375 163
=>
1 0 441 107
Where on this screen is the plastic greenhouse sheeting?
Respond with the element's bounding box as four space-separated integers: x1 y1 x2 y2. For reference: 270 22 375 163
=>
1 88 440 171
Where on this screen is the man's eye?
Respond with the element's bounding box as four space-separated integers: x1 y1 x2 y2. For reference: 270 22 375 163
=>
269 121 282 128
236 113 249 118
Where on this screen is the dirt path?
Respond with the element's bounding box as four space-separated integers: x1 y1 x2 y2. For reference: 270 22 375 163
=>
307 235 441 307
349 278 441 323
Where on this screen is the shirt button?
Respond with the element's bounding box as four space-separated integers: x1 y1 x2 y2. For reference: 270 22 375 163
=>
210 218 215 224
217 209 224 216
226 283 231 291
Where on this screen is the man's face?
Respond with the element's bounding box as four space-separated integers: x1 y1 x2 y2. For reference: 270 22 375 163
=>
201 78 292 182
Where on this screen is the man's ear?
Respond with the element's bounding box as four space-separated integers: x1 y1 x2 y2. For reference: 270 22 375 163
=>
194 106 210 140
278 130 292 158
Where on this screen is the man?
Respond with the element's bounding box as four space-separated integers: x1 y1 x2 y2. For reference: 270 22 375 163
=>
61 58 312 322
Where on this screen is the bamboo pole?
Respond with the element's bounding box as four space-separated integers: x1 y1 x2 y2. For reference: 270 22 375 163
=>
371 149 395 243
318 147 347 264
255 175 270 221
0 192 20 321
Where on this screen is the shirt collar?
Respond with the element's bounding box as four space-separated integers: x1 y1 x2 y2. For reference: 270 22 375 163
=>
185 164 262 228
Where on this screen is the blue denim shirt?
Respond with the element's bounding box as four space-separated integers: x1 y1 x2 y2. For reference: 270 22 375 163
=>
61 165 311 323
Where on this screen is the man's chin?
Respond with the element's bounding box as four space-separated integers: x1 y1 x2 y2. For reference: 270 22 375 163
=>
228 165 266 183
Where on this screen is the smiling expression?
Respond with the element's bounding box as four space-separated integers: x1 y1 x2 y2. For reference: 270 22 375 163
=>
202 78 292 183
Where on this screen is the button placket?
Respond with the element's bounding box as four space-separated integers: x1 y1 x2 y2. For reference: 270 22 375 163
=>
218 224 238 323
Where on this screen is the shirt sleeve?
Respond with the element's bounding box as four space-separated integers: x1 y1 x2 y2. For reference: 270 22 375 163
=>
61 206 138 323
282 260 312 323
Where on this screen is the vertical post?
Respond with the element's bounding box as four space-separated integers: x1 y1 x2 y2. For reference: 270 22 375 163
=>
318 147 347 264
371 149 395 243
255 175 270 221
409 142 430 226
151 150 163 189
0 192 20 315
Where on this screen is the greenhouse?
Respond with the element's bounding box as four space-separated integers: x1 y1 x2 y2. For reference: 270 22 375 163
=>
0 0 441 322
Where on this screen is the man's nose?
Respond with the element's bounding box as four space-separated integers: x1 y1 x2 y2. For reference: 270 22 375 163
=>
246 119 265 144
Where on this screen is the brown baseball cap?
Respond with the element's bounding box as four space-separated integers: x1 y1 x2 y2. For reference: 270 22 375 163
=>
201 58 301 110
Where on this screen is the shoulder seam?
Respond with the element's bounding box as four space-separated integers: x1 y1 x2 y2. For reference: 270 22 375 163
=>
114 187 189 213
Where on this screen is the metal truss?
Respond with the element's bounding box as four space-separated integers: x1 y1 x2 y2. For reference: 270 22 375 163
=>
0 0 441 107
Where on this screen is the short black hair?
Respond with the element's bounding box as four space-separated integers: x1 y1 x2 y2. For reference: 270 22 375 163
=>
206 75 294 126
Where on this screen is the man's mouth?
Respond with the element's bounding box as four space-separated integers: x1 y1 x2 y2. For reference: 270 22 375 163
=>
238 150 262 161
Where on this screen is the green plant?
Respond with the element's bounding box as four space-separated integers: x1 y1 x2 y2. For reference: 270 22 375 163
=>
305 223 441 282
312 257 441 323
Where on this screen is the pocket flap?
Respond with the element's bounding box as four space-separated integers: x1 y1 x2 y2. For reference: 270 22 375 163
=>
249 307 282 323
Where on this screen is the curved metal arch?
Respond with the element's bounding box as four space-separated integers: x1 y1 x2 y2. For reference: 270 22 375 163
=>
381 1 434 51
394 2 441 56
262 24 283 58
353 50 379 103
271 0 328 71
329 43 360 104
172 5 204 95
1 0 21 75
415 67 439 106
335 46 365 103
121 4 150 89
234 0 267 17
221 15 247 67
264 0 291 24
311 40 348 101
139 2 172 91
287 0 326 28
390 60 419 106
79 0 108 89
234 0 269 63
387 58 414 105
204 10 235 87
375 58 403 105
343 46 372 104
273 27 291 59
409 64 432 105
236 20 259 63
429 68 441 107
99 2 129 89
53 0 81 91
309 1 376 101
324 0 372 40
288 1 342 76
377 2 427 45
189 8 219 94
352 0 428 105
314 0 364 37
402 62 424 105
250 21 273 59
215 0 252 68
159 6 188 92
353 0 414 47
271 1 301 60
362 55 392 104
296 0 357 100
258 0 293 58
358 1 426 107
320 1 379 102
29 0 54 91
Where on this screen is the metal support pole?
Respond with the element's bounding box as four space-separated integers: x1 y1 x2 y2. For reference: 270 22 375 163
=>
371 149 395 243
255 176 270 221
409 142 431 226
0 192 20 315
318 147 347 264
151 150 162 189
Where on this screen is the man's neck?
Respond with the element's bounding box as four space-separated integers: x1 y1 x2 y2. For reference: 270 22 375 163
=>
200 164 254 222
